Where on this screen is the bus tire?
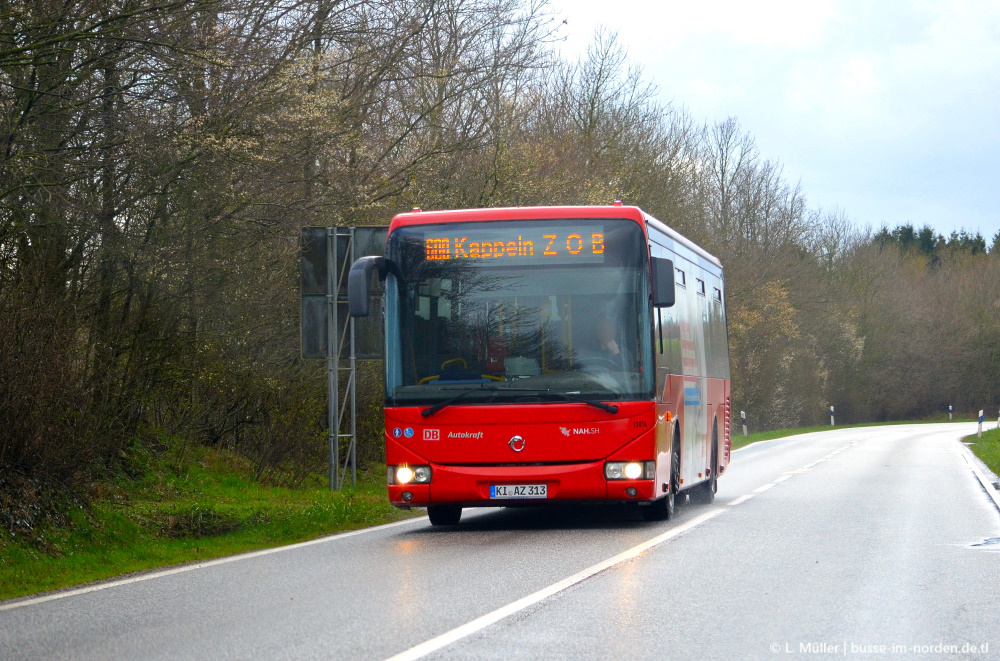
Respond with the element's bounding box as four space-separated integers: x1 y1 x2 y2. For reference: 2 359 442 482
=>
428 505 462 526
642 430 680 521
641 494 671 521
691 422 719 504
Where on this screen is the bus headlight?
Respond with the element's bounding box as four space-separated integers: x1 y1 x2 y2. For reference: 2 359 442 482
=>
389 465 432 485
605 461 656 480
396 466 414 484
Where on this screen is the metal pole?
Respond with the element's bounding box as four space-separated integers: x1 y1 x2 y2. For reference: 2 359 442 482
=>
328 227 340 491
349 227 358 488
334 228 358 491
350 303 357 488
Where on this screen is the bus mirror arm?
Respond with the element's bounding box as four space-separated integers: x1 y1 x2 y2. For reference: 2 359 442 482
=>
348 256 387 317
651 256 676 307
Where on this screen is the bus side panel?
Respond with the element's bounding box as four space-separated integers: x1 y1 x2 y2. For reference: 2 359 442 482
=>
654 375 679 496
667 378 730 489
705 376 729 477
662 372 709 491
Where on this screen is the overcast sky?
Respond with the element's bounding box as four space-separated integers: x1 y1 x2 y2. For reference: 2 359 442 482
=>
546 0 1000 240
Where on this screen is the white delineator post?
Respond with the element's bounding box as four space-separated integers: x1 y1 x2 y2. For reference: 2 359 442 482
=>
949 405 953 422
979 410 984 439
829 405 835 427
741 410 747 439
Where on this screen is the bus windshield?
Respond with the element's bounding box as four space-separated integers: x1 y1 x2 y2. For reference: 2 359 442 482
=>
384 219 654 406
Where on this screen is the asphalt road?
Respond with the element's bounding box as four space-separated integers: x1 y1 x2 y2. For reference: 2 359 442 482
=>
3 423 999 660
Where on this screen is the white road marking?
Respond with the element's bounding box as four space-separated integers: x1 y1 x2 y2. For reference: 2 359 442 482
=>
957 443 1000 512
381 508 726 661
383 438 857 661
0 516 427 613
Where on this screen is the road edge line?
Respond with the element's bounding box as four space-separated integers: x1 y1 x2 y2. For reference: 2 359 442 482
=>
958 442 1000 513
0 516 427 613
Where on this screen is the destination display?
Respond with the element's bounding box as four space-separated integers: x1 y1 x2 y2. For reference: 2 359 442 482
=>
423 222 606 266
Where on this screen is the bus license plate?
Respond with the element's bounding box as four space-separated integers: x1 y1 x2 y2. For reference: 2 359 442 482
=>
490 484 547 499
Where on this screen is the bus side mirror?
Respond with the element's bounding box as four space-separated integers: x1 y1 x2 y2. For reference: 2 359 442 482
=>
348 256 386 317
651 257 675 307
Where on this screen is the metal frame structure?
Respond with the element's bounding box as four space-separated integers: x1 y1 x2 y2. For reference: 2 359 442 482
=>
302 224 387 491
327 227 358 490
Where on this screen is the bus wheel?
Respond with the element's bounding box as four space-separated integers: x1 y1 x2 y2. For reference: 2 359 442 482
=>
642 432 680 521
641 491 673 521
691 423 719 504
428 505 462 526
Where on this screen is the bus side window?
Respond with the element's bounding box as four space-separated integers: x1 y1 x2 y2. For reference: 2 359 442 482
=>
658 307 682 376
676 268 686 287
696 278 706 296
708 281 726 377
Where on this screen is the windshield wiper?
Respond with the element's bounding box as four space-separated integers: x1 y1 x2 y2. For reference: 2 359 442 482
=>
420 386 620 417
539 391 619 414
420 385 545 417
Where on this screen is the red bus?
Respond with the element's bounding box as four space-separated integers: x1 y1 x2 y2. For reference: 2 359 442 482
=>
348 205 731 525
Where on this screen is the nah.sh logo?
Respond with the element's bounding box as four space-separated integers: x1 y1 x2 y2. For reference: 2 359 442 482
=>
423 429 440 441
561 427 599 436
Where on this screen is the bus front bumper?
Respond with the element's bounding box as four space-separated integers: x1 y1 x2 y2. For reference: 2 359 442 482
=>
388 461 657 508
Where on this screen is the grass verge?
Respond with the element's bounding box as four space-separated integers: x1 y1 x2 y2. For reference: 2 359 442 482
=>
730 415 977 451
967 425 1000 477
0 444 415 602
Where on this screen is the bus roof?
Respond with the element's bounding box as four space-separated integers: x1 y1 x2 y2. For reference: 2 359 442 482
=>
387 205 722 267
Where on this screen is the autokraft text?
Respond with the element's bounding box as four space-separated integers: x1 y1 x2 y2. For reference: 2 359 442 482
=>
447 431 484 439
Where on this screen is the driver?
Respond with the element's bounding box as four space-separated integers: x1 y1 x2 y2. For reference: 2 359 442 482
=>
589 314 631 371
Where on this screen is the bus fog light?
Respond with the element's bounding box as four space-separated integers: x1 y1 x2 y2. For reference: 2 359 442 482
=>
401 491 413 502
396 466 414 484
624 462 643 479
626 487 637 497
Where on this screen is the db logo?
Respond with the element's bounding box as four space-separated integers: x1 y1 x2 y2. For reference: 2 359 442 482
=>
423 429 440 441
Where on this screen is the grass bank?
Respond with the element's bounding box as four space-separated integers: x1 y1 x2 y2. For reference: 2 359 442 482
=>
730 415 977 451
0 443 414 602
967 426 1000 477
